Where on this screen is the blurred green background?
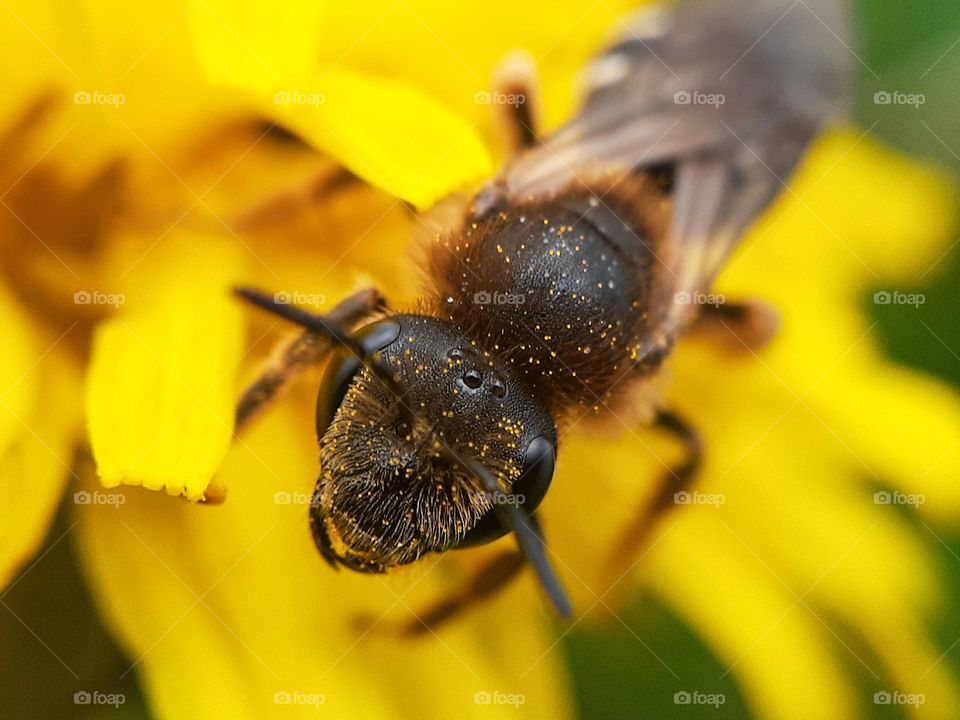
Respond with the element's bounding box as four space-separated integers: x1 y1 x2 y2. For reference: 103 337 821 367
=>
1 1 958 718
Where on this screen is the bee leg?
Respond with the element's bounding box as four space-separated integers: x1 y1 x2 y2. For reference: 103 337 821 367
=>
491 50 543 155
394 514 566 635
693 298 780 353
602 410 702 587
466 52 543 223
399 550 527 636
234 287 385 433
235 165 364 231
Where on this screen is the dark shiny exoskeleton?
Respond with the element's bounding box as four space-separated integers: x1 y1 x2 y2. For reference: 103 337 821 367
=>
311 178 670 574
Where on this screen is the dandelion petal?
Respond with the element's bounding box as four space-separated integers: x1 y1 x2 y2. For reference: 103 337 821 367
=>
85 237 244 502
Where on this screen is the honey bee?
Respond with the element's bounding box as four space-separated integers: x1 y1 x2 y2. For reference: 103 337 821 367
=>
235 0 849 627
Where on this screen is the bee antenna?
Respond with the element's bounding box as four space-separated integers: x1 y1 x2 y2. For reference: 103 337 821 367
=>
455 451 573 618
233 287 413 423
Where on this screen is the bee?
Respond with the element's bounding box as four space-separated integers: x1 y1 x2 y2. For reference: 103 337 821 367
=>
234 0 849 627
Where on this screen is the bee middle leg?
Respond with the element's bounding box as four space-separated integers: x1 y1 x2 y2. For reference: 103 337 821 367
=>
234 287 385 432
692 298 780 353
602 410 702 588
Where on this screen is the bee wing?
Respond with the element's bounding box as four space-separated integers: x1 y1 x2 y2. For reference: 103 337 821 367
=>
497 0 850 336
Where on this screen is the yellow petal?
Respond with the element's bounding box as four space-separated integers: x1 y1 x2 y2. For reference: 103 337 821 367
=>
312 0 640 133
76 389 572 719
647 525 856 720
186 0 644 207
189 0 324 95
85 235 245 501
718 132 960 519
816 360 960 519
0 0 229 184
738 129 957 291
0 284 35 463
0 283 80 589
267 68 492 209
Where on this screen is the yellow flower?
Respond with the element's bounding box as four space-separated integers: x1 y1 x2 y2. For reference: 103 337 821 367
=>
2 2 959 720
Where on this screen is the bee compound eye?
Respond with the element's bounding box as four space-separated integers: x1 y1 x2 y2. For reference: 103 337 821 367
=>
315 319 401 440
462 369 483 389
515 436 555 508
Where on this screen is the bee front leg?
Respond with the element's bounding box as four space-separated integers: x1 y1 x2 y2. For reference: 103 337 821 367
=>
692 298 781 353
350 551 526 638
398 550 527 637
602 410 702 588
234 287 385 433
365 514 562 636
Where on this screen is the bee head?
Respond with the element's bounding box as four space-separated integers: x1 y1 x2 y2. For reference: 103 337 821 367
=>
311 314 557 573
